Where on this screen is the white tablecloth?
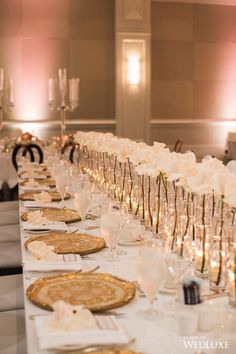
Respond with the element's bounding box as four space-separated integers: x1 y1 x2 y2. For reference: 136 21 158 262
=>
0 153 18 189
19 191 236 354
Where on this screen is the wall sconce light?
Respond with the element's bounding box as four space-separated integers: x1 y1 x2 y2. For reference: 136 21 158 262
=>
127 55 141 85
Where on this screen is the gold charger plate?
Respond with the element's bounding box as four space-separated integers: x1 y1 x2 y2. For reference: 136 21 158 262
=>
65 351 139 354
26 272 136 312
19 191 70 201
21 208 81 223
19 170 51 178
19 178 56 187
25 232 105 255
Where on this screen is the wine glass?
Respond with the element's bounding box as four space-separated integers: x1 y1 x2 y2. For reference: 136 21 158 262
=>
74 190 91 220
55 173 69 204
164 252 191 311
100 210 122 261
136 246 167 320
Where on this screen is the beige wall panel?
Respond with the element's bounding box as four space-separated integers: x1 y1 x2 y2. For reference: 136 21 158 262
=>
194 81 236 119
69 39 114 80
194 4 236 43
22 39 69 78
150 122 230 159
0 0 21 37
151 124 219 145
194 43 236 80
152 41 193 80
69 79 115 119
152 2 193 41
22 0 69 38
0 38 21 78
152 81 193 118
70 0 114 39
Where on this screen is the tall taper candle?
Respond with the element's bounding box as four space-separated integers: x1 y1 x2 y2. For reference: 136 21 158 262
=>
48 78 55 102
9 79 14 103
58 68 67 93
0 68 4 91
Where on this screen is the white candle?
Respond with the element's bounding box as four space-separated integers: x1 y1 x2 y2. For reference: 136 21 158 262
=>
0 68 4 90
69 78 79 103
69 78 74 101
58 68 67 93
9 79 14 103
76 78 80 103
48 78 55 102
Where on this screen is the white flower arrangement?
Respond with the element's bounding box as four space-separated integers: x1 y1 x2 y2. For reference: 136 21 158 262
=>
74 131 236 208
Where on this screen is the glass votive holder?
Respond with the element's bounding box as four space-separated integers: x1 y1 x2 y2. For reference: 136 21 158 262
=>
228 245 236 308
194 224 210 278
210 235 228 292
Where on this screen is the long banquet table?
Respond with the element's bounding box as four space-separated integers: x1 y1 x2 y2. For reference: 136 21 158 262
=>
19 173 234 354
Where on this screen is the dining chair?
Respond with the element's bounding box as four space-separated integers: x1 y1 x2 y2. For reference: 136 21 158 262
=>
12 142 44 170
0 200 18 211
0 309 26 354
173 139 183 153
61 141 79 164
0 205 19 226
0 274 24 312
0 242 22 270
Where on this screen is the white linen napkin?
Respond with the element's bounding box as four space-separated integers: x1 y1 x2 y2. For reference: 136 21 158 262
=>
35 311 129 350
23 254 82 272
21 185 50 191
24 178 40 188
27 240 57 260
21 173 47 179
27 210 49 224
33 191 52 203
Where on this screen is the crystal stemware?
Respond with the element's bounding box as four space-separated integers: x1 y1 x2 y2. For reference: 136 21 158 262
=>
74 190 91 220
164 252 191 311
136 246 167 320
55 173 69 204
100 210 122 261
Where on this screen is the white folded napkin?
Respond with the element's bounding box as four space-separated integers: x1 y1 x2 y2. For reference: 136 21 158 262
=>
51 301 97 331
27 240 58 260
23 254 82 272
21 185 50 191
33 191 52 203
22 221 68 231
24 178 40 188
34 302 129 350
21 173 47 179
27 210 49 224
23 201 61 209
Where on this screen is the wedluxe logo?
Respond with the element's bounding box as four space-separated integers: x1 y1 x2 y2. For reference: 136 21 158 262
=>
183 336 230 351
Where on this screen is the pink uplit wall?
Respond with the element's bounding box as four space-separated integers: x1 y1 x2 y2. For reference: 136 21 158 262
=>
0 0 114 131
151 2 236 158
151 3 236 121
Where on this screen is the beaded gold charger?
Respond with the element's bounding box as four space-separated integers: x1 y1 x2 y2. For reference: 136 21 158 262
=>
19 178 56 187
19 170 51 178
67 351 139 354
25 232 105 255
21 208 81 223
19 191 70 201
26 272 136 312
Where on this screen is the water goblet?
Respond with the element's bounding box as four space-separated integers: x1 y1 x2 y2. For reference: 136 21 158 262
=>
74 190 91 220
100 210 123 261
136 246 167 320
55 173 69 204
